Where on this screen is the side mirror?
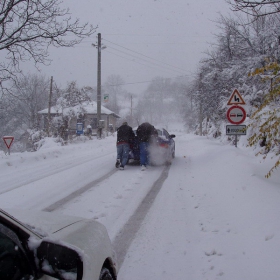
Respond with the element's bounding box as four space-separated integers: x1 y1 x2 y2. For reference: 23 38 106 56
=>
36 241 83 280
169 134 176 138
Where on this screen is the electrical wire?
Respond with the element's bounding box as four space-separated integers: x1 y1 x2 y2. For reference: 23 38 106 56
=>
103 38 188 73
77 35 195 87
104 46 186 75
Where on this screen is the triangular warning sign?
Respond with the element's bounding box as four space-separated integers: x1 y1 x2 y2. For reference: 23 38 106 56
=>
2 136 14 149
227 89 246 105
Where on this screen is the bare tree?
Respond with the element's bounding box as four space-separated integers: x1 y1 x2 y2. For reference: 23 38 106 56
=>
12 74 50 128
227 0 280 16
0 74 50 150
0 0 96 92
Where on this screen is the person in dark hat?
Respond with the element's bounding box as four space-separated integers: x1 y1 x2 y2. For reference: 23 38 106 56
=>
115 121 135 170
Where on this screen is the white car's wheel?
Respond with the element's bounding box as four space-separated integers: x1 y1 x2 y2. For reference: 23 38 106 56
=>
99 267 114 280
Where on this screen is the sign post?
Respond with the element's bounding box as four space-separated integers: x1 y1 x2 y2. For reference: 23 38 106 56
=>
2 136 14 155
226 89 246 147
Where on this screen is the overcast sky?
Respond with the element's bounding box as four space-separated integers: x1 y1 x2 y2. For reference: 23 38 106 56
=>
29 0 231 94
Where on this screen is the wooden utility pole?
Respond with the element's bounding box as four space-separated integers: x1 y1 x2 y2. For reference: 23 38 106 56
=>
130 95 133 124
92 33 106 138
97 33 101 128
47 76 53 137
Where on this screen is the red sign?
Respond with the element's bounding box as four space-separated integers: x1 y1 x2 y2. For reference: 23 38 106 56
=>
2 136 14 149
226 106 246 125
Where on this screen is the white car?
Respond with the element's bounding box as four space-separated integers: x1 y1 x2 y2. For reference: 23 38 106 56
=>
0 208 118 280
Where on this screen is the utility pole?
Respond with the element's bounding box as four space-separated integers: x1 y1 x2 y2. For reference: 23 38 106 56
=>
93 33 106 138
97 33 101 130
130 95 133 125
47 76 53 137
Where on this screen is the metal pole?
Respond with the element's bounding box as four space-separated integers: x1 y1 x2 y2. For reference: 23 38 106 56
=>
97 33 102 138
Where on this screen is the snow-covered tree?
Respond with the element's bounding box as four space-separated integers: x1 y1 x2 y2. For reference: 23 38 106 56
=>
188 12 280 136
53 81 91 129
57 81 91 108
247 62 280 177
186 10 280 176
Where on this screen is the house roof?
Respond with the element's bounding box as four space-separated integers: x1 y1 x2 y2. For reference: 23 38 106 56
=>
38 101 121 118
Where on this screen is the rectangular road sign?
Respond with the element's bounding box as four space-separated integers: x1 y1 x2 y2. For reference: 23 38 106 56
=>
226 125 246 135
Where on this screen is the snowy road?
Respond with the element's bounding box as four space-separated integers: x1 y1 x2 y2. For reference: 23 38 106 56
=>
0 135 173 269
1 132 280 279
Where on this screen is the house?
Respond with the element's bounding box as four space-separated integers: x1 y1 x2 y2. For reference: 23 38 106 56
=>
38 101 120 136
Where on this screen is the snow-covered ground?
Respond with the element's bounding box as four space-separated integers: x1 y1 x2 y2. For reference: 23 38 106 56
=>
0 127 280 280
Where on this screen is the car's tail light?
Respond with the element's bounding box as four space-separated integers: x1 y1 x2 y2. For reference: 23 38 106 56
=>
159 143 169 148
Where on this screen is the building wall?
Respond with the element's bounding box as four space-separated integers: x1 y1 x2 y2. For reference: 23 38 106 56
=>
68 114 118 134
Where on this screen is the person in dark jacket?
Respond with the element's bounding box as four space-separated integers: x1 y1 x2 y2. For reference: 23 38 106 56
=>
116 121 135 170
136 122 157 170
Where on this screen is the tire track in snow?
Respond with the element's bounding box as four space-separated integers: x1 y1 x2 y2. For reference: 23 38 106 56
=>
112 163 171 268
42 168 118 212
0 151 115 195
42 161 171 269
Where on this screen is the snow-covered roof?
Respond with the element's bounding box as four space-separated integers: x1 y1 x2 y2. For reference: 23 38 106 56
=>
38 101 120 118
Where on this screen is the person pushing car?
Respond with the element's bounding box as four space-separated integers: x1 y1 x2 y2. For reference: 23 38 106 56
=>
115 121 135 170
136 122 158 170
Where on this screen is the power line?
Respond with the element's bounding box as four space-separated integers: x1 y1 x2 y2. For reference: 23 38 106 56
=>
106 74 193 87
103 38 188 73
92 35 195 88
104 49 152 68
104 49 182 75
102 34 211 37
105 46 186 75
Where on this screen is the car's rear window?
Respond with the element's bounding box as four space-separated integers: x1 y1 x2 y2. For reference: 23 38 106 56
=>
157 129 162 136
